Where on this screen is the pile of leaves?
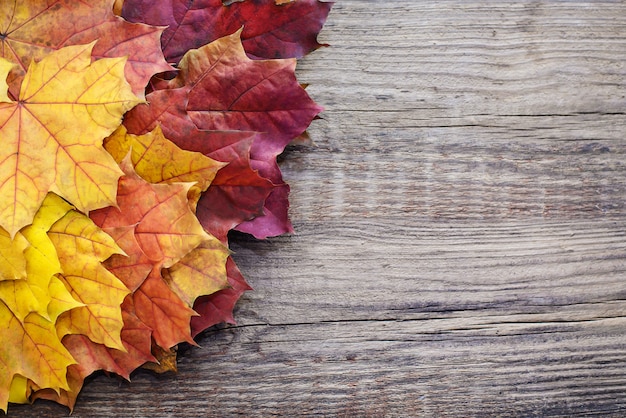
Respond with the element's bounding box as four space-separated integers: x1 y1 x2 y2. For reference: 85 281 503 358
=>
0 0 331 412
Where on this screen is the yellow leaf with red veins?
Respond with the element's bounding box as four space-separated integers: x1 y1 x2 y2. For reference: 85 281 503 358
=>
0 44 140 236
49 211 129 351
0 305 75 412
104 125 225 209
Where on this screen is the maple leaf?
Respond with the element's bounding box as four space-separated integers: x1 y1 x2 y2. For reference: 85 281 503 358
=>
123 30 322 238
167 30 322 237
0 306 75 412
91 159 211 269
194 132 275 241
122 95 273 241
0 0 172 97
0 44 140 236
103 126 231 306
104 125 225 208
91 160 211 349
0 195 84 338
162 239 230 308
49 210 129 350
191 258 251 337
32 307 155 410
133 267 197 349
20 194 82 322
122 0 332 63
104 125 231 307
0 193 121 408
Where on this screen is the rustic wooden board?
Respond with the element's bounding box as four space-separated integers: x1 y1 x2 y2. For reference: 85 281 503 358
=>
11 1 626 416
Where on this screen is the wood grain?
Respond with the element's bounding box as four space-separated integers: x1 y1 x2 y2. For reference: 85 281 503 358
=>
11 1 626 416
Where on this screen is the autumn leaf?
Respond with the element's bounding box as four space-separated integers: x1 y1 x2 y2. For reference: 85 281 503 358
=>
166 29 322 237
0 193 130 408
123 30 322 238
133 267 197 349
0 194 83 330
162 239 230 308
194 132 276 242
191 258 252 337
91 159 211 269
0 0 172 97
122 100 274 241
0 194 78 321
91 160 213 349
32 308 155 410
104 125 225 208
0 306 75 412
122 0 332 64
0 0 330 411
0 44 140 236
21 195 82 322
49 210 129 351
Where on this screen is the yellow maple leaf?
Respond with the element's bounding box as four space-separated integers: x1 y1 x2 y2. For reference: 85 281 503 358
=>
162 239 230 307
20 194 80 321
49 211 129 351
0 194 82 322
0 194 85 408
0 306 75 412
0 43 141 236
104 125 225 208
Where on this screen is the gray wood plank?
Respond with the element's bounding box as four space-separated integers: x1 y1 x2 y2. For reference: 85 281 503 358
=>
10 1 626 416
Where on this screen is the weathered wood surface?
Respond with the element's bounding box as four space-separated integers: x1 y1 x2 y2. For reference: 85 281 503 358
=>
11 1 626 416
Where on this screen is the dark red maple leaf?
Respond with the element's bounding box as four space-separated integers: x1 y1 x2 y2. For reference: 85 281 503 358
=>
124 30 322 238
121 0 332 63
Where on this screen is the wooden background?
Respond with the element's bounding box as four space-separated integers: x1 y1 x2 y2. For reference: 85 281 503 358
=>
11 1 626 416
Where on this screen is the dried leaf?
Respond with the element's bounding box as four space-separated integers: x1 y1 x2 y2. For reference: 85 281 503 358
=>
32 307 155 410
0 306 75 412
162 239 230 308
191 258 251 336
91 160 209 349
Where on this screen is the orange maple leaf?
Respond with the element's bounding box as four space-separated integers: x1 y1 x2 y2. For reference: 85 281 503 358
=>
91 159 213 349
104 125 225 209
104 126 230 306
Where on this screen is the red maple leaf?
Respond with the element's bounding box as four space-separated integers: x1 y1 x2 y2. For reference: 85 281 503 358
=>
124 30 322 238
121 0 332 63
